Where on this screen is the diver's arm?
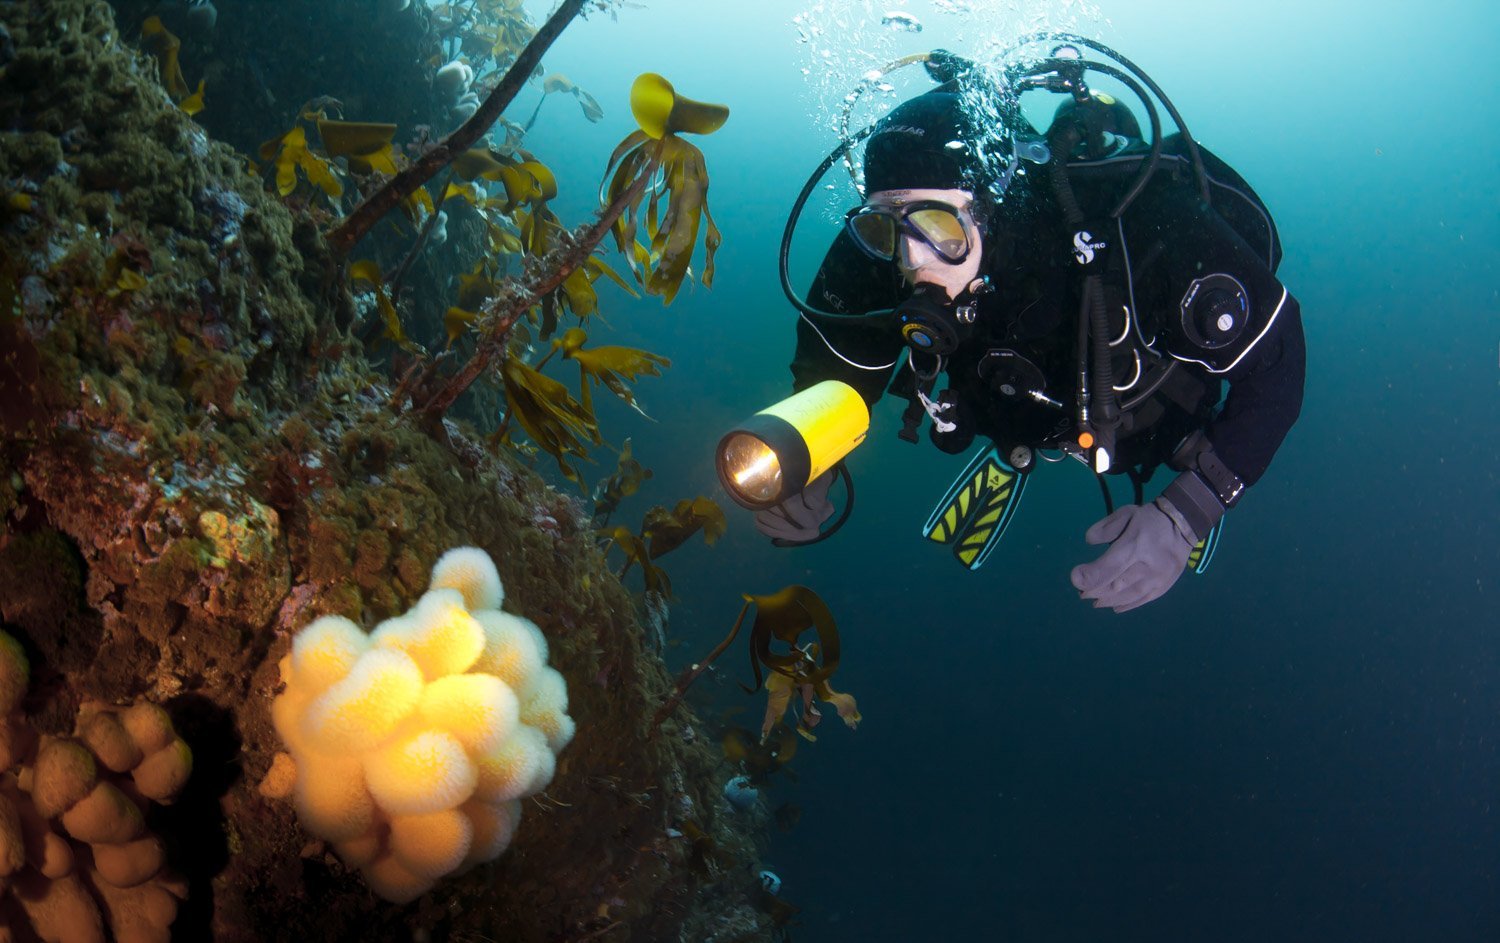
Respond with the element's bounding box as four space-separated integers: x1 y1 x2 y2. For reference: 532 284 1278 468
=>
1206 292 1306 486
1075 301 1304 611
1162 292 1306 539
788 231 905 404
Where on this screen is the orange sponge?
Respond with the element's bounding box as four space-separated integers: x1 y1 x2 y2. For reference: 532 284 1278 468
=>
520 667 574 753
0 715 37 769
255 752 296 801
458 798 521 869
120 704 175 756
0 789 25 877
11 870 106 943
0 630 28 716
471 610 547 692
59 781 145 845
374 589 484 680
80 711 143 774
132 739 192 803
31 738 99 820
271 547 574 903
474 724 554 802
291 753 375 843
91 834 166 888
331 824 384 870
362 852 432 905
89 867 180 943
3 775 73 878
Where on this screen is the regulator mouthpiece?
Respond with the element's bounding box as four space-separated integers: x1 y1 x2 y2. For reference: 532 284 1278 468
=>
716 381 870 510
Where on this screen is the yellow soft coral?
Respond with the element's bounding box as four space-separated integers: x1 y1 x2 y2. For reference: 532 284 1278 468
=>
269 547 573 903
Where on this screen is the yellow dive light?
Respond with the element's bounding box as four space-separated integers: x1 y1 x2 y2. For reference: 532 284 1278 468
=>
715 380 870 510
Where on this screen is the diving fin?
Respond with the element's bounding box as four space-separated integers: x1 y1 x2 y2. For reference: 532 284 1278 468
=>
1186 518 1222 574
922 445 1028 571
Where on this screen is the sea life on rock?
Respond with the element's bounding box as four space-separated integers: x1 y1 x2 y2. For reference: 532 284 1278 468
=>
722 774 758 812
185 0 218 32
0 629 192 941
268 547 574 903
452 90 481 123
435 60 475 100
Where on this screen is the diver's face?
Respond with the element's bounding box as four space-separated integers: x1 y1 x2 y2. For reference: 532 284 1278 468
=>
864 188 983 301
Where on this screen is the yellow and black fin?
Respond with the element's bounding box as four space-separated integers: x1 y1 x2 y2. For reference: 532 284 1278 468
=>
1187 519 1222 574
922 445 1028 571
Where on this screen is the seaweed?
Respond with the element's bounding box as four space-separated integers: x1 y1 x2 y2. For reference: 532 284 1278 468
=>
591 437 652 526
524 72 605 130
553 326 669 416
604 73 729 304
652 585 859 746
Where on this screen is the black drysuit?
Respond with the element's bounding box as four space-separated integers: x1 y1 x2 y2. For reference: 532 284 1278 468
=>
788 148 1305 490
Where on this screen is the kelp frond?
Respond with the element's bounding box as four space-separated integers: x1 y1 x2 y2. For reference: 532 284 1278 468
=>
526 72 605 129
605 494 723 602
605 525 671 597
737 585 860 742
498 350 599 482
642 496 725 560
317 120 434 222
141 16 190 101
258 126 343 201
349 260 412 348
591 437 652 524
552 326 667 416
603 73 728 304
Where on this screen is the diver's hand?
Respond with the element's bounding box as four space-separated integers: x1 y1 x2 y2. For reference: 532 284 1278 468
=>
1070 497 1197 613
754 472 836 544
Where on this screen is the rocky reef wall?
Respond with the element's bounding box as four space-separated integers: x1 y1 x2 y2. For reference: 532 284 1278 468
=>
0 1 772 939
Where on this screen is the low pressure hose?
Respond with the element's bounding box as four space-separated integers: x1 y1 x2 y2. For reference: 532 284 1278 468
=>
1048 121 1119 432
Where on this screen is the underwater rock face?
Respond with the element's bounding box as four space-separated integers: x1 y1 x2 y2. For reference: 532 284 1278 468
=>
0 0 772 939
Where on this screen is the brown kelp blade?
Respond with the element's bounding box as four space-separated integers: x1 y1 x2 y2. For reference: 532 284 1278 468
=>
629 72 729 139
643 497 725 560
317 120 397 160
141 16 190 101
745 585 841 689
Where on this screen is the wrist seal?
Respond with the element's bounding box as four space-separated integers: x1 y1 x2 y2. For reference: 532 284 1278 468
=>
1168 431 1247 509
1160 470 1225 542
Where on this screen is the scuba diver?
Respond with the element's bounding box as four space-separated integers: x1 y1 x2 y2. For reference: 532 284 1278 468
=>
721 38 1304 614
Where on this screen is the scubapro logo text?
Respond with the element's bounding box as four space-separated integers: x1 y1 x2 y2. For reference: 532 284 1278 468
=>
1073 230 1106 265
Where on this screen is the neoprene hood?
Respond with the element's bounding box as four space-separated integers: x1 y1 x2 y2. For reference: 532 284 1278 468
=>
862 91 984 194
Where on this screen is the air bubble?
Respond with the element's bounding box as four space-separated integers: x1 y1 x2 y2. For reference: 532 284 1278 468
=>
880 11 922 32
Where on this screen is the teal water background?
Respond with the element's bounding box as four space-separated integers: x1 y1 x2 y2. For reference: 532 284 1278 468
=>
518 1 1499 938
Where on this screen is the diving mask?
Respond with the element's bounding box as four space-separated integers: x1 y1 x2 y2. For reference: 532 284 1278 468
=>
844 199 976 265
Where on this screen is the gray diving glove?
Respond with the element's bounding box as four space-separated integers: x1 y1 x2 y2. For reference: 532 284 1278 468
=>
1070 472 1223 613
754 471 836 545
